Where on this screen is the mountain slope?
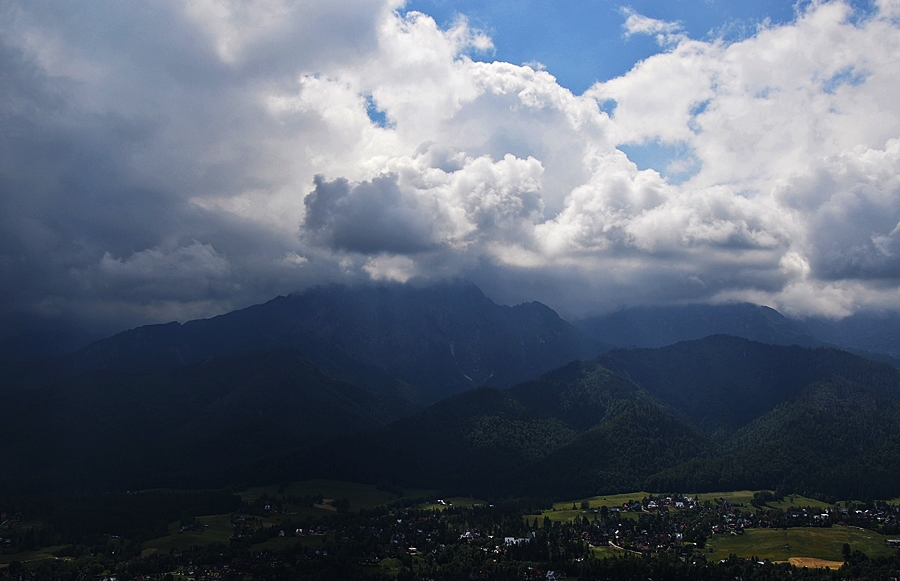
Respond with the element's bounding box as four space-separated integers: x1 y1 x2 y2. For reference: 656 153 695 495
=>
0 349 407 494
596 335 900 438
293 359 713 498
518 401 713 498
647 374 900 499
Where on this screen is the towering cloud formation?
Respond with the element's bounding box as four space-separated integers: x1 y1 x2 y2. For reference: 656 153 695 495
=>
0 0 898 335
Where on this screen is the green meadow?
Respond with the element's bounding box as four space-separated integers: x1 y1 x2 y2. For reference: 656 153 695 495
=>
766 495 835 511
0 547 67 569
143 513 246 553
706 526 894 562
693 490 757 505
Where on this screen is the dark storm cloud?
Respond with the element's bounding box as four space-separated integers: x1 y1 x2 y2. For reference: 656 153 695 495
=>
0 29 312 336
808 197 900 282
0 0 392 336
304 174 440 254
780 157 900 283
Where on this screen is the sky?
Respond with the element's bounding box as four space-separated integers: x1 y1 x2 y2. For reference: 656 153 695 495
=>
1 0 900 338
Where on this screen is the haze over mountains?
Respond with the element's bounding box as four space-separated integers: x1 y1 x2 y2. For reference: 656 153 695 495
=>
3 281 900 500
574 303 900 365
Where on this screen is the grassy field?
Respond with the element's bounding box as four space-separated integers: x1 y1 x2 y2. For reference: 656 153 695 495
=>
0 547 67 568
767 495 835 510
689 491 834 510
552 491 653 511
142 513 238 553
692 490 757 506
539 508 634 524
706 526 894 563
143 479 434 554
540 492 651 523
591 545 621 559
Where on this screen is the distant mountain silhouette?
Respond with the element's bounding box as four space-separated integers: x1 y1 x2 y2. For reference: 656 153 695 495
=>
574 303 818 348
575 302 900 365
804 310 900 360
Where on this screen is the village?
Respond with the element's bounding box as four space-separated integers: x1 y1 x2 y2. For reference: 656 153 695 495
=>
148 494 900 580
3 492 900 581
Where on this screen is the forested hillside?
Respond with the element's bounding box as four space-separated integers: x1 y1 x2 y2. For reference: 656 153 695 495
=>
294 360 707 497
295 336 900 500
0 349 408 494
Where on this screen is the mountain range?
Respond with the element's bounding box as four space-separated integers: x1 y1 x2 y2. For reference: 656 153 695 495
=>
2 281 900 500
0 282 601 406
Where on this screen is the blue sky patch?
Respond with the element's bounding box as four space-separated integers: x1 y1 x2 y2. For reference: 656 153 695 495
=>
403 0 804 93
365 95 390 128
598 99 617 117
822 66 868 94
619 140 700 184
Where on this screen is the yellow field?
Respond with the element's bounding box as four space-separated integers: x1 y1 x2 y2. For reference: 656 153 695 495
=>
788 557 844 569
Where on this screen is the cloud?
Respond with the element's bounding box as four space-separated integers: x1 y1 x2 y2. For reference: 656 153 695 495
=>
98 242 230 281
619 7 684 45
304 174 440 254
783 139 900 281
1 0 900 335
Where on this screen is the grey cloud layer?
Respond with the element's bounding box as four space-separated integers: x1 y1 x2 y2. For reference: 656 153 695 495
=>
304 174 440 254
1 0 899 336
